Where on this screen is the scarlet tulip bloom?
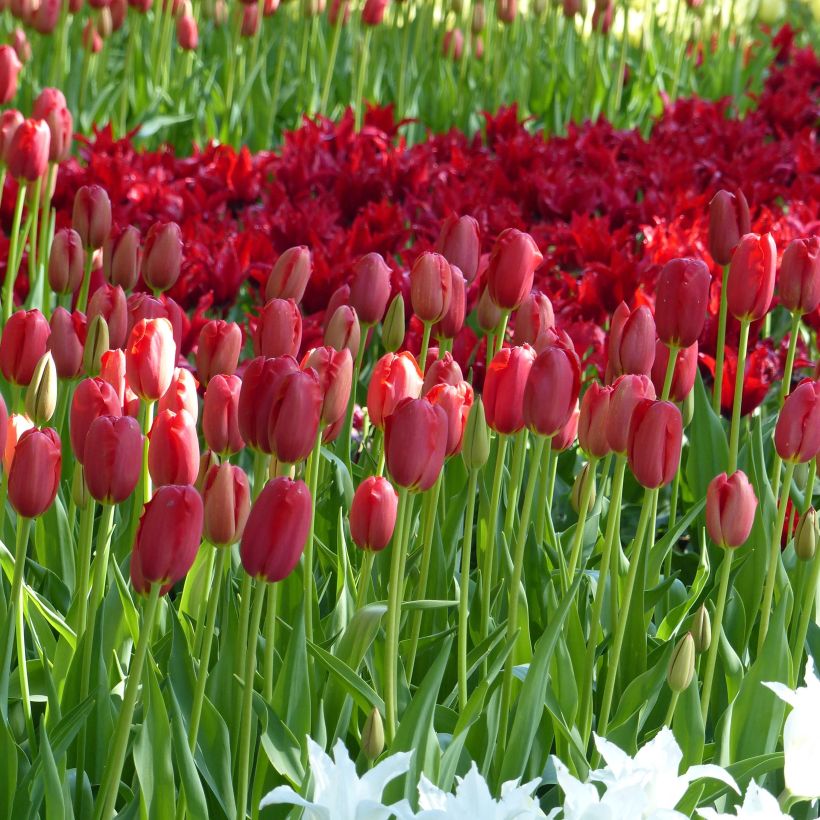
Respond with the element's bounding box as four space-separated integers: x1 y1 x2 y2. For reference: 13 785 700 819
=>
651 340 698 402
0 110 23 163
425 381 474 456
238 355 299 453
253 298 302 358
100 349 128 406
70 377 122 461
240 477 312 582
553 404 580 452
203 374 244 456
774 380 820 463
385 398 448 491
654 257 711 348
410 253 452 324
32 87 72 162
727 233 776 322
422 352 463 396
779 237 820 316
486 229 543 311
103 225 141 291
323 284 350 333
324 305 361 358
4 413 33 473
48 308 86 380
83 414 143 503
125 317 176 402
578 382 613 458
8 427 61 518
196 319 242 385
367 351 424 428
268 368 323 463
265 245 311 303
606 302 655 381
141 221 183 292
202 462 251 546
0 309 50 386
302 346 353 427
7 117 49 180
607 374 656 454
350 476 399 551
48 228 84 294
523 344 581 437
0 45 22 104
706 471 757 548
477 286 503 334
177 12 198 48
148 409 199 486
514 292 555 346
158 367 199 421
436 214 480 284
434 267 466 340
130 485 203 595
483 345 536 434
627 399 683 488
72 185 112 250
708 189 750 266
361 0 387 25
88 284 128 349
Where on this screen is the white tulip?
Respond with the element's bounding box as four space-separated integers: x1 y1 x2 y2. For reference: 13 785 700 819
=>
698 780 789 819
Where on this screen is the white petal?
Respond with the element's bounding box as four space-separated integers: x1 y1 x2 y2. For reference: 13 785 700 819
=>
591 733 631 775
684 764 739 794
782 709 820 799
360 751 413 797
418 774 448 811
553 756 602 815
260 784 319 811
697 810 726 820
762 681 798 708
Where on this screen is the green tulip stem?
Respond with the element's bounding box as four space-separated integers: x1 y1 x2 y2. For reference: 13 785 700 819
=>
76 245 95 315
700 547 733 722
418 321 433 378
356 549 376 611
304 432 323 653
340 334 367 472
778 312 801 406
73 498 97 635
396 0 411 117
354 27 374 131
664 689 681 728
712 264 730 414
192 541 216 658
566 456 598 586
660 344 679 402
26 176 43 312
11 515 35 749
3 181 28 325
457 466 479 712
727 317 750 474
790 542 820 676
320 19 345 115
263 581 280 701
502 429 528 538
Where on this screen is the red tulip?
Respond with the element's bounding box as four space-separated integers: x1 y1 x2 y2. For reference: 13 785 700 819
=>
158 367 198 420
350 476 398 551
302 345 353 427
514 292 555 346
324 304 361 358
8 427 61 517
0 395 8 466
141 221 183 292
70 377 122 461
48 228 84 294
103 225 141 290
0 45 21 104
0 109 23 163
361 0 387 25
83 414 143 503
607 374 656 454
410 253 452 324
422 351 463 396
4 413 33 473
433 266 466 340
606 301 655 382
476 285 503 333
486 229 543 311
238 355 299 453
240 477 312 582
202 463 251 546
627 399 683 488
269 368 323 463
253 298 302 359
436 214 480 284
385 398 448 491
328 0 351 24
126 293 182 352
125 317 176 402
32 87 72 162
130 485 203 595
706 471 757 548
654 257 711 348
10 30 31 63
240 5 258 35
176 12 198 48
72 184 112 250
367 351 423 428
727 233 776 322
483 345 536 434
148 409 199 486
203 374 244 456
88 284 128 349
578 382 613 458
425 381 474 456
48 308 86 380
442 28 464 60
523 344 582 437
265 245 311 303
196 319 242 385
779 236 820 316
100 349 127 406
323 284 351 333
0 309 50 386
774 380 820 463
708 189 750 266
651 340 698 402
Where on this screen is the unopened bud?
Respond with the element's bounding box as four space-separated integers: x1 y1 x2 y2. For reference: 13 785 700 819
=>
794 461 809 493
692 604 711 654
361 706 384 760
476 286 502 334
570 462 596 514
83 314 110 376
462 397 490 470
24 352 57 425
381 294 405 353
667 632 696 693
72 465 90 509
195 450 217 493
682 388 695 428
795 507 817 561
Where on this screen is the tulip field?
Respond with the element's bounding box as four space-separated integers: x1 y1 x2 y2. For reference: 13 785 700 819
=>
1 0 820 818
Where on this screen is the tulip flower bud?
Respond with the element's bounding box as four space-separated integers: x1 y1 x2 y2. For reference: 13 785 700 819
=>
253 297 302 359
727 233 776 322
795 507 817 561
425 381 474 457
422 352 463 396
0 45 22 104
361 0 387 24
410 253 453 325
433 266 466 341
361 707 385 761
367 351 423 428
350 475 398 552
72 184 112 250
323 284 350 333
195 449 216 492
148 409 199 486
238 356 299 453
240 3 259 34
484 345 536 435
324 304 361 358
627 399 683 489
203 374 244 456
269 368 323 464
774 380 820 464
71 376 122 461
0 309 50 386
329 0 351 24
0 109 23 164
385 398 448 491
654 257 711 348
32 87 72 163
48 228 85 294
471 0 485 32
126 317 176 402
48 308 86 380
651 340 698 403
462 396 490 470
706 471 757 548
442 28 464 60
486 229 543 311
131 484 203 595
779 237 820 316
265 245 311 303
196 319 242 385
141 221 183 292
436 214 480 284
82 313 110 377
240 477 312 582
88 284 127 348
682 389 695 428
578 382 613 459
607 374 656 454
692 605 711 654
103 225 141 290
571 462 596 514
83 414 143 503
514 292 555 346
497 0 516 21
303 346 353 427
158 367 198 421
8 427 61 518
476 286 503 334
708 189 750 266
24 352 57 425
203 463 251 546
606 302 655 382
72 463 90 509
667 633 696 693
381 294 405 352
523 345 582 437
177 12 198 48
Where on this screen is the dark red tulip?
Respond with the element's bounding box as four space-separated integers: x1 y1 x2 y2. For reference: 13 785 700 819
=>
779 237 820 316
158 367 198 421
0 309 50 386
7 117 48 180
202 462 251 546
269 368 323 463
83 414 143 503
607 374 656 454
486 229 543 311
654 257 711 348
203 374 244 456
627 399 683 488
727 233 776 322
350 476 398 551
88 284 128 349
265 245 311 303
606 301 655 382
483 345 536 435
361 0 387 24
578 382 613 459
422 351 463 396
48 228 84 294
367 351 423 428
706 471 757 548
72 185 112 250
385 398 448 491
148 409 199 486
253 298 302 358
774 379 820 463
8 427 61 518
434 266 466 340
238 355 299 453
70 377 122 461
513 292 555 346
48 308 86 380
523 344 582 437
141 221 183 292
708 189 750 266
410 253 452 324
651 340 698 402
195 319 242 385
302 345 353 427
436 214 480 284
103 225 141 290
125 318 176 402
425 381 474 456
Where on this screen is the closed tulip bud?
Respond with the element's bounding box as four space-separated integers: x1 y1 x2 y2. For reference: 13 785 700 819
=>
627 399 682 488
328 0 351 24
381 293 406 352
71 376 121 461
523 345 582 437
0 309 50 386
607 374 656 454
606 302 655 382
240 477 312 581
0 45 21 103
32 87 72 162
436 214 480 284
692 605 711 653
360 706 385 760
484 345 536 435
571 462 596 514
266 245 311 303
269 368 323 463
3 413 32 473
82 313 110 376
195 450 215 492
654 257 711 348
385 398 448 491
706 471 757 548
727 233 776 322
83 414 142 503
148 409 199 486
73 463 90 509
471 0 485 31
350 476 398 552
238 356 299 453
486 229 543 311
323 284 351 333
497 0 516 21
141 221 183 292
0 109 23 163
422 351 463 396
196 319 242 385
131 485 203 594
48 308 86 380
795 507 817 561
779 237 820 316
203 463 251 546
88 283 127 348
361 0 386 24
125 318 176 402
667 633 696 693
103 225 141 290
253 298 302 358
477 286 503 334
203 374 244 456
426 380 474 456
72 184 112 250
324 304 361 358
303 346 352 427
367 351 423 428
176 12 198 47
9 427 61 517
651 340 698 403
48 228 85 294
775 380 820 463
708 189 750 266
24 352 57 425
240 4 258 34
410 253 452 324
514 292 555 346
682 389 695 427
578 382 613 459
442 28 464 60
462 396 490 469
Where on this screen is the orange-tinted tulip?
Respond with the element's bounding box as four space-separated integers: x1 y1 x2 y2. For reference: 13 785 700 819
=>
486 229 543 311
727 232 776 321
350 252 392 325
203 373 244 456
8 427 61 517
265 245 311 303
706 471 757 548
83 414 143 503
483 344 536 435
350 476 398 551
125 317 176 401
202 462 251 546
627 399 682 488
654 257 711 348
253 297 302 358
148 409 199 486
367 351 423 428
0 308 50 386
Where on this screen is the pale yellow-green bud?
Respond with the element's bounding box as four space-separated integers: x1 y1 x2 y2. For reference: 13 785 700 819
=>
381 294 405 353
24 352 57 426
570 462 596 515
361 707 385 761
667 632 696 693
795 507 817 562
462 397 490 470
692 605 711 654
83 314 110 377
